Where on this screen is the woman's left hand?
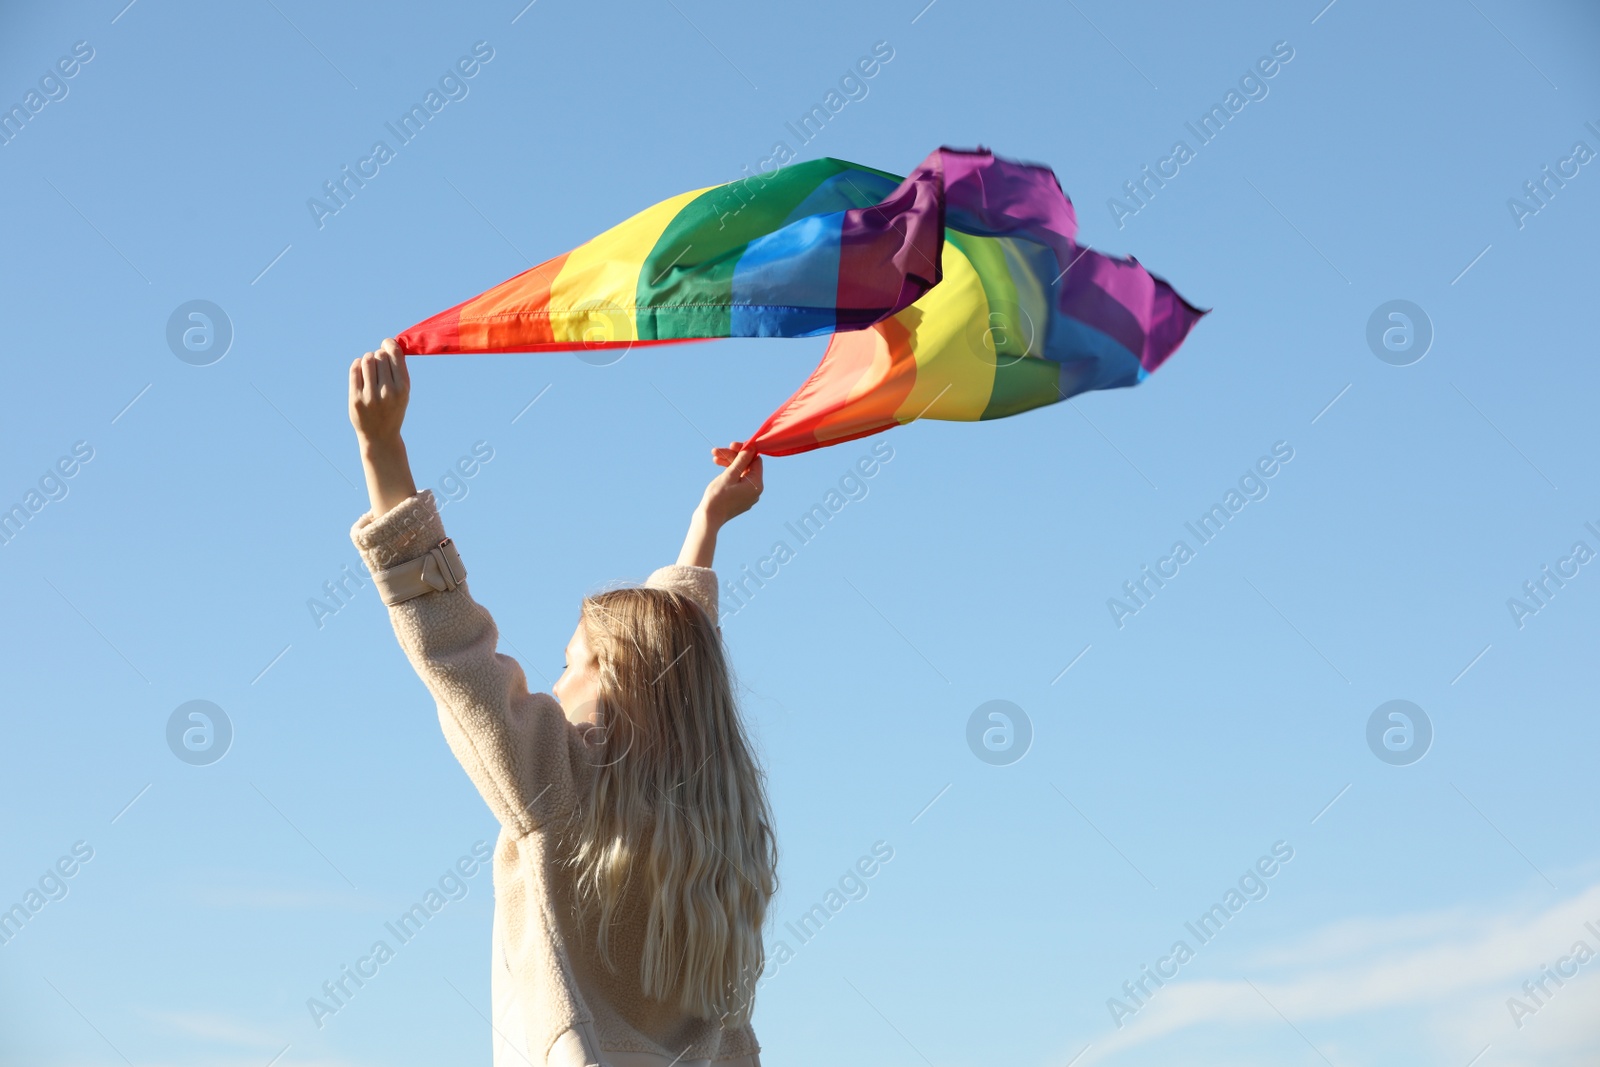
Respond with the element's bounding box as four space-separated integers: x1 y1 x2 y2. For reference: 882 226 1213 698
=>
699 445 764 527
677 446 763 568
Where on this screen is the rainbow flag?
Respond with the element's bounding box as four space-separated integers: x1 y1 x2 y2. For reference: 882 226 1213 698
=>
397 146 1207 456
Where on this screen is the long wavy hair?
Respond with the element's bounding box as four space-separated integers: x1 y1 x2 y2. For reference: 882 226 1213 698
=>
562 585 777 1025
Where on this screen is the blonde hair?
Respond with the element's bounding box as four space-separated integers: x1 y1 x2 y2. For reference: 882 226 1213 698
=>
563 585 777 1025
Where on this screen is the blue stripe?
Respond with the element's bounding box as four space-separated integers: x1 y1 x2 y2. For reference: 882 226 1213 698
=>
1045 316 1143 391
729 211 845 338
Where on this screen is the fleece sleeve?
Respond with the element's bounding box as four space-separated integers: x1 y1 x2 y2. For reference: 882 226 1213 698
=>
642 564 720 627
350 489 591 837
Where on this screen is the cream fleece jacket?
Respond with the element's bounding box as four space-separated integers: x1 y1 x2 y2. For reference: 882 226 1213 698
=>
351 489 761 1067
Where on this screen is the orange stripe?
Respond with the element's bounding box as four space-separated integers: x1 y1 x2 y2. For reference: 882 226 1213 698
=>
744 315 918 452
456 252 570 351
813 315 919 444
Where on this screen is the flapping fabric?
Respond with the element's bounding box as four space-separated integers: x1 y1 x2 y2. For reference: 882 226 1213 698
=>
735 149 1208 455
395 147 1208 458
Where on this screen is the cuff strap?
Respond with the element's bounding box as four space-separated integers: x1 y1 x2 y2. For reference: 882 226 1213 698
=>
372 537 467 606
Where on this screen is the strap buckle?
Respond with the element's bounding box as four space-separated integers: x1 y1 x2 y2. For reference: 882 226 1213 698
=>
375 536 469 606
421 537 465 592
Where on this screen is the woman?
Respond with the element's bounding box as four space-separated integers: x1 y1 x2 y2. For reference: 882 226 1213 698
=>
347 338 776 1066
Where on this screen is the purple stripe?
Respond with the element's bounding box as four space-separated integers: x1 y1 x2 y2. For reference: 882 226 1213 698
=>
835 154 946 328
929 147 1205 373
940 147 1079 251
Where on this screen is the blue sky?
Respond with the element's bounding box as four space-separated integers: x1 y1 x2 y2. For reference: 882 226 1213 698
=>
3 0 1598 1064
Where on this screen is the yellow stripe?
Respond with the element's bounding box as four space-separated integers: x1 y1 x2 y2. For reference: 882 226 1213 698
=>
892 240 997 422
546 186 716 344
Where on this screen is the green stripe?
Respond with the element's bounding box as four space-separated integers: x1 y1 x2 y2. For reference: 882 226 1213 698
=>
957 233 1063 421
634 159 840 339
633 158 898 340
943 232 1048 420
981 358 1067 420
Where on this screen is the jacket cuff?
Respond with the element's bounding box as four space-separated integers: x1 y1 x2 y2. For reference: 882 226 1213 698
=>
644 564 719 627
351 489 448 574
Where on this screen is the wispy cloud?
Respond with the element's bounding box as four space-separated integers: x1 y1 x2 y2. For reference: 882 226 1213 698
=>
1085 881 1600 1066
142 1009 284 1045
128 1011 377 1067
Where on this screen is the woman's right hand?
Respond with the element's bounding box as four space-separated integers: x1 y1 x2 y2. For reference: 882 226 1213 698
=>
348 338 410 445
349 338 418 519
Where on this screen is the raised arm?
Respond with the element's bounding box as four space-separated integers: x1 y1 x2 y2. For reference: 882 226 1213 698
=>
676 446 764 568
348 339 586 837
349 340 419 518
